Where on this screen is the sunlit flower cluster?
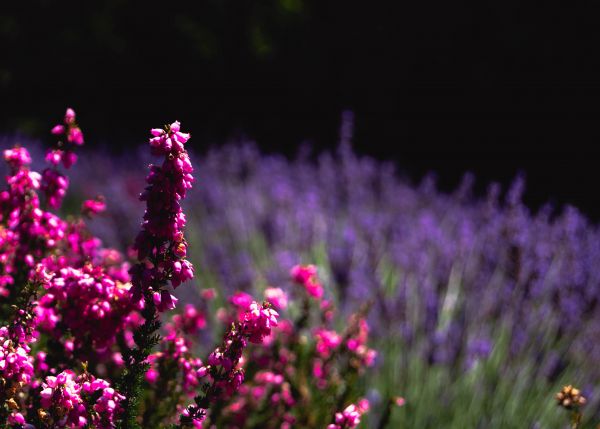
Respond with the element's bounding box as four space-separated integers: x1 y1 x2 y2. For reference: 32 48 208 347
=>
0 110 378 429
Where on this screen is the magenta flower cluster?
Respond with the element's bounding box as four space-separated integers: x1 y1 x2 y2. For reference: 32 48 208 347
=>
42 108 85 209
39 370 124 428
0 109 379 428
328 400 370 429
130 121 194 310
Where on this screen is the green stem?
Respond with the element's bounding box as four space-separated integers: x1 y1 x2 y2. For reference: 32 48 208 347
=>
117 292 161 429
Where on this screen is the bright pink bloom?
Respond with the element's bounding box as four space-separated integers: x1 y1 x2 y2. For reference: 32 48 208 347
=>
82 196 107 217
65 107 76 124
314 328 342 358
291 264 323 298
229 291 253 310
51 124 65 135
130 120 194 310
3 147 31 170
264 287 288 310
242 301 279 344
328 400 369 429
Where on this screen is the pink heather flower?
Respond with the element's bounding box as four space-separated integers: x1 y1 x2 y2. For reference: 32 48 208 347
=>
254 370 284 385
40 370 82 410
321 299 335 321
7 412 26 425
81 196 106 217
171 259 194 288
51 108 84 148
172 304 206 334
181 406 206 428
39 264 137 350
242 302 279 344
229 291 253 311
180 299 279 424
328 401 369 429
67 127 83 146
313 359 325 380
45 149 63 166
65 107 76 124
148 120 190 155
264 287 288 310
0 275 13 297
395 396 406 407
174 242 187 258
31 263 54 285
41 167 69 209
0 326 34 385
153 290 179 312
290 264 323 298
357 398 370 412
130 120 194 309
62 150 78 168
314 328 342 358
362 348 377 367
68 126 84 145
344 317 377 367
290 264 317 284
146 368 159 383
40 370 124 427
51 124 65 135
45 149 78 169
3 147 32 170
201 288 216 300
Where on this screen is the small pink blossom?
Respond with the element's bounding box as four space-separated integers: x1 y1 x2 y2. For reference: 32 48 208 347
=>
291 264 323 298
82 196 106 217
264 287 288 310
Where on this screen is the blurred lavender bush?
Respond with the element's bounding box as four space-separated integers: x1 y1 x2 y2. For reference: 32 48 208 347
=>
3 117 599 426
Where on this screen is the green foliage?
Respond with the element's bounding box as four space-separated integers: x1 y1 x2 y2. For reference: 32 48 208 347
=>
117 294 161 429
364 332 596 429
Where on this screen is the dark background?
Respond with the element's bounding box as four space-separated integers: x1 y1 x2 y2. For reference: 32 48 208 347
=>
2 1 600 218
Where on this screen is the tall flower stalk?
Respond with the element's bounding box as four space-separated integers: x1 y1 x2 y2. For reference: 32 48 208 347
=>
118 121 194 429
178 301 278 428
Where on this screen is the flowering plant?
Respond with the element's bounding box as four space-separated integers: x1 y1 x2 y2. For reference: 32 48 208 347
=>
0 110 379 428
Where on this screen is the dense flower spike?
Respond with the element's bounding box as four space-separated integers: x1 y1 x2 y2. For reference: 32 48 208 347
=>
119 121 195 429
179 300 278 427
0 325 34 387
37 264 138 351
41 107 85 209
130 120 195 305
0 144 65 302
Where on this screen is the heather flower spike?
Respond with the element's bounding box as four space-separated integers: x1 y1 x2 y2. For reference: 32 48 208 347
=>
119 120 194 429
130 120 194 304
178 300 279 428
41 107 85 209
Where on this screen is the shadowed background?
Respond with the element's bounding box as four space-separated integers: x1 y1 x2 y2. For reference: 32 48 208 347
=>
2 0 600 217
